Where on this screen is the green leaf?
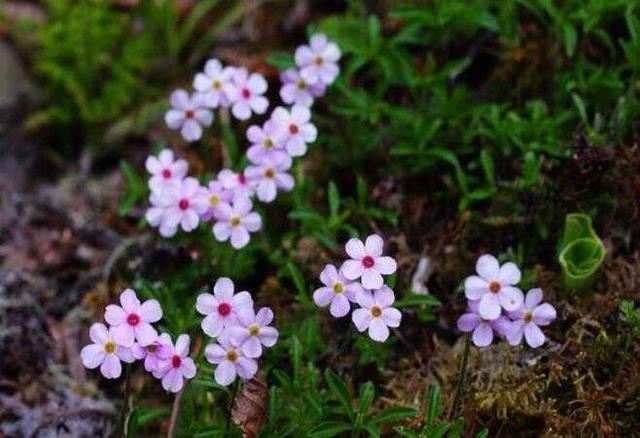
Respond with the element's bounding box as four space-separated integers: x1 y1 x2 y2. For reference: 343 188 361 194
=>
324 368 353 417
479 149 496 189
308 421 352 438
328 181 341 217
356 381 375 426
370 407 416 425
266 51 296 70
395 294 441 308
426 384 441 425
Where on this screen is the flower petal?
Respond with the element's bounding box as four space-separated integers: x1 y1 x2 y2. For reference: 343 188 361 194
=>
382 307 402 328
329 294 351 318
524 323 546 348
361 269 383 290
456 313 480 333
364 234 384 256
319 264 339 287
373 286 395 307
100 354 122 379
120 289 140 313
525 288 543 309
374 256 396 275
532 303 556 326
352 308 371 332
498 262 521 285
89 322 109 344
175 334 190 356
111 324 135 348
81 344 105 369
140 299 162 323
236 357 258 380
196 293 217 315
464 275 489 300
478 293 501 320
313 287 333 307
135 323 158 347
472 323 494 347
201 314 224 338
345 238 366 259
340 260 363 280
498 286 524 311
214 361 237 386
476 254 499 281
214 277 234 301
242 337 263 359
368 318 390 342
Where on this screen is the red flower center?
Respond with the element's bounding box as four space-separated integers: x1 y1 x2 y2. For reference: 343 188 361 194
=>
218 302 231 316
178 199 189 210
362 256 374 268
314 56 324 65
127 313 140 326
289 124 299 135
241 88 251 99
238 174 247 185
489 281 501 294
162 169 172 179
171 355 182 368
185 110 195 119
523 311 533 323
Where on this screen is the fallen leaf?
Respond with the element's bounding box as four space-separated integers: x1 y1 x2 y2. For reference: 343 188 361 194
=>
232 371 268 438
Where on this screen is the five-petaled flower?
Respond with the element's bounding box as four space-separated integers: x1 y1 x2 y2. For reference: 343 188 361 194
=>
81 323 135 379
165 89 213 142
145 148 188 193
246 119 288 164
506 288 557 348
279 68 326 107
218 168 255 199
205 338 258 386
352 287 402 342
271 105 317 157
226 67 269 120
457 300 513 347
295 33 341 86
227 307 279 358
132 333 172 376
196 277 254 338
464 254 524 321
212 195 262 249
193 58 234 109
313 264 362 317
340 234 397 290
155 334 197 393
245 153 295 203
105 289 162 347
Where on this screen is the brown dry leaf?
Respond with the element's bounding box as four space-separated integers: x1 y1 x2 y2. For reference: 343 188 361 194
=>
232 371 268 438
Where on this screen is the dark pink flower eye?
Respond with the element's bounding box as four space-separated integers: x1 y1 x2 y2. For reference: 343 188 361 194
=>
362 256 374 268
185 110 195 119
127 314 140 326
218 302 231 316
238 174 247 185
289 124 299 135
171 355 182 368
241 88 251 99
178 199 189 210
162 169 172 179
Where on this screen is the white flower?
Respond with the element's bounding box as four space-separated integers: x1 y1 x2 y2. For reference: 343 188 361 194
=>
245 153 294 203
225 67 269 120
271 105 317 157
145 149 188 193
218 168 255 199
279 68 326 107
246 119 288 164
294 33 341 85
340 234 397 290
352 287 402 342
165 89 213 142
193 58 234 109
212 195 262 249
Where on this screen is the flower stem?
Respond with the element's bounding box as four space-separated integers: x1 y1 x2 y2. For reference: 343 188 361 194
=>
118 363 132 437
226 379 240 431
449 334 471 420
167 386 185 438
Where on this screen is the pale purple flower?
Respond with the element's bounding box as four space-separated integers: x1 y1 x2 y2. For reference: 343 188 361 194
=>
132 332 173 376
80 323 135 379
271 105 317 157
155 334 197 393
204 337 258 386
145 177 209 238
457 300 512 347
464 254 524 321
506 288 557 348
225 67 269 120
340 234 397 290
199 179 233 222
352 287 402 342
104 289 162 347
313 264 363 317
196 277 254 338
279 68 326 107
246 119 288 164
227 307 279 358
218 168 255 199
294 33 341 85
245 153 294 203
165 89 213 142
145 148 188 193
212 195 262 249
193 58 234 109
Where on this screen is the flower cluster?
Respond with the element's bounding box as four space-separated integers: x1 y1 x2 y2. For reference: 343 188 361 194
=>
457 254 557 348
196 278 279 386
80 289 196 393
313 234 401 342
148 34 341 248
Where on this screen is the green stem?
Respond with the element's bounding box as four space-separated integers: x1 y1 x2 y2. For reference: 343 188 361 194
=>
449 335 471 420
226 379 240 431
118 363 132 436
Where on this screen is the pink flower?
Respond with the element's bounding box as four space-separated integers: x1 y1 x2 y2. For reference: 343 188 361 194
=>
352 287 402 342
145 177 209 238
227 307 279 358
80 323 135 379
246 119 288 164
218 168 255 199
340 234 397 290
506 288 556 348
132 333 173 376
245 153 294 203
212 195 262 249
225 67 269 120
145 149 188 193
193 58 234 109
271 105 317 157
294 33 341 85
204 338 258 386
313 264 362 317
196 277 254 338
104 289 162 347
199 179 233 222
165 89 213 142
279 68 326 107
457 300 512 347
464 254 524 321
155 334 197 393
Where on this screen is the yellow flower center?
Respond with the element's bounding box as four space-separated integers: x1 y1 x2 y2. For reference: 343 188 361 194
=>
230 216 241 227
314 56 324 65
333 282 345 294
249 324 260 336
523 311 533 323
146 344 157 353
296 80 306 90
263 138 274 149
213 80 222 90
226 349 238 362
371 306 382 318
264 168 276 179
209 195 220 206
104 341 116 354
